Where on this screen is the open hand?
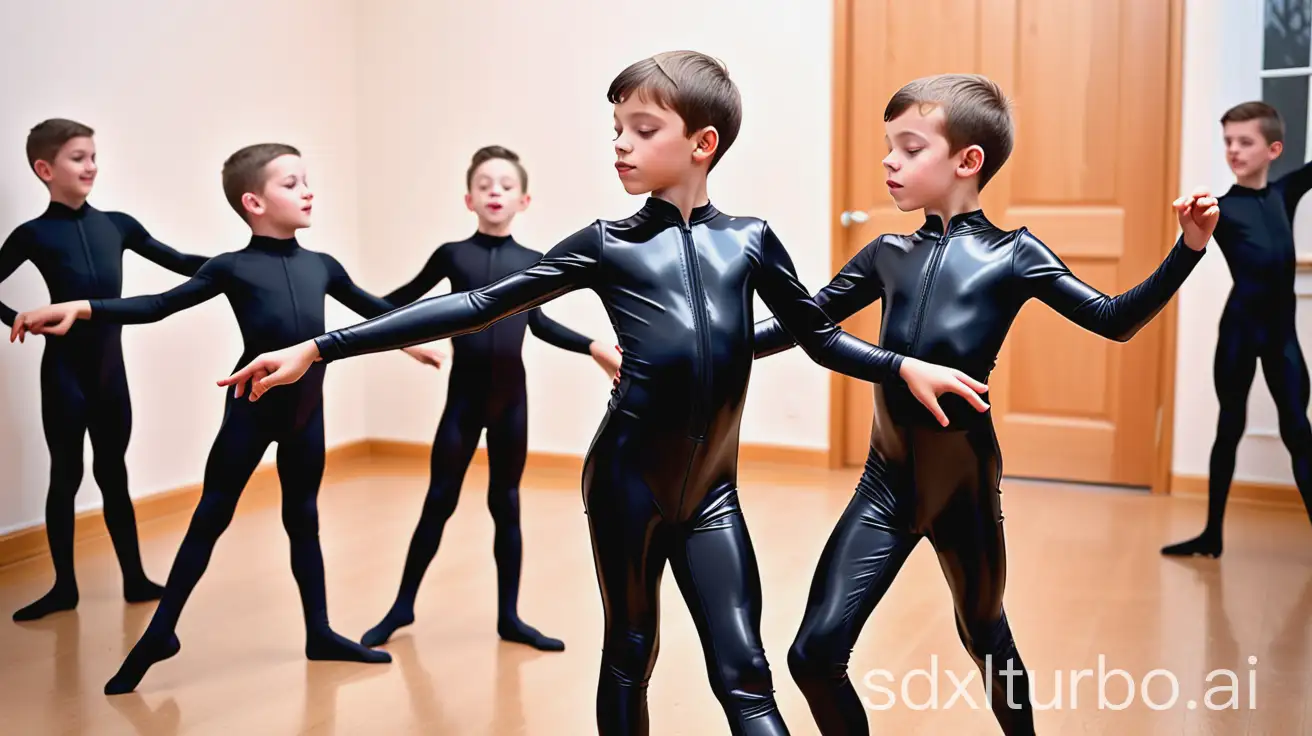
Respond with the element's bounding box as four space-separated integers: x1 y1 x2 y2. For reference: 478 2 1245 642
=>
10 303 81 343
898 357 990 427
591 341 622 378
1173 186 1220 251
217 339 320 401
404 345 445 369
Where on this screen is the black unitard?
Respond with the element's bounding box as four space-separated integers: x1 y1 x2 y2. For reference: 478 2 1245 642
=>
361 231 596 651
1163 167 1312 557
306 198 907 736
0 201 207 621
754 210 1204 735
97 235 394 695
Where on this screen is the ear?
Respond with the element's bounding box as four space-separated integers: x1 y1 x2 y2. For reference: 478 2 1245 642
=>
957 145 985 179
33 160 54 183
518 192 532 212
691 126 720 167
1269 140 1285 161
241 192 265 218
464 192 474 212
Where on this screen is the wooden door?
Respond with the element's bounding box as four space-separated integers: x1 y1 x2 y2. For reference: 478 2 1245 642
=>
831 0 1181 486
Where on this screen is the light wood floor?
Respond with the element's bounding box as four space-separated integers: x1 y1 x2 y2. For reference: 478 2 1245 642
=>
2 456 1309 735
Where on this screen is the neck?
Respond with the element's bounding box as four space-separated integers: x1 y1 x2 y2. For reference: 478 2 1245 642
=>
50 190 87 210
250 220 298 240
652 176 710 225
477 218 513 237
1238 170 1269 189
924 186 982 227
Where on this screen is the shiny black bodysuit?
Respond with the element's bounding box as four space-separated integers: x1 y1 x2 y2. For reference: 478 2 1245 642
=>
753 210 1204 735
0 201 208 622
1162 167 1312 557
98 235 394 695
361 231 597 652
310 197 907 735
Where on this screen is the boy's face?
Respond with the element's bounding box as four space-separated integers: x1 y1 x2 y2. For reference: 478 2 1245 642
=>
612 93 707 195
36 136 97 200
465 158 529 227
1223 120 1282 181
882 106 981 212
245 154 313 229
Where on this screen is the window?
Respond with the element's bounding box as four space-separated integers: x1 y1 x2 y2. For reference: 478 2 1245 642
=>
1263 0 1312 181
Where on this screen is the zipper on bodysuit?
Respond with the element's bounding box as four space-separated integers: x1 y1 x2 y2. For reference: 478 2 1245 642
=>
680 224 712 440
280 254 301 337
908 231 950 354
76 220 99 285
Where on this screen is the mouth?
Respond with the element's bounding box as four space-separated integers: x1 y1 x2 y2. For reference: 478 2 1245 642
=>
486 203 503 212
301 205 312 214
886 179 902 190
615 162 636 175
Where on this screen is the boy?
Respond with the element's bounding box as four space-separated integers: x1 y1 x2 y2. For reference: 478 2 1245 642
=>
0 118 209 622
217 52 989 735
361 144 621 652
1162 101 1312 558
11 143 442 694
751 74 1216 734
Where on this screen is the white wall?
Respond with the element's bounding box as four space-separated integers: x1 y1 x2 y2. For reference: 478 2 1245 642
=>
0 0 370 535
1174 0 1309 485
353 0 836 454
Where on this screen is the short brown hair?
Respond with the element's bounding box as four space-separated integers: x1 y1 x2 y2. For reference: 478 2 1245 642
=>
1221 101 1284 144
467 145 529 192
27 118 94 173
221 143 301 221
607 50 742 171
884 74 1014 190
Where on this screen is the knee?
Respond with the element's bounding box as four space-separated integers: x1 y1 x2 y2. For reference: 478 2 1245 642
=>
281 502 320 539
956 613 1017 664
601 626 658 687
49 453 84 494
788 628 847 688
487 486 520 524
711 646 775 702
421 485 460 523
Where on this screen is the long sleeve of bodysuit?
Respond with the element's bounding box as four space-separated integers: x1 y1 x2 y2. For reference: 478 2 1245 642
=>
1013 230 1204 341
106 212 210 277
89 255 229 324
753 236 884 359
322 255 396 320
0 226 32 326
527 308 594 354
314 224 601 362
753 223 903 383
384 247 450 307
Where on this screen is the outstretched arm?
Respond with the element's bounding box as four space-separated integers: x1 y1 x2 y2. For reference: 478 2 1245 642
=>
10 256 228 342
108 212 210 277
384 247 449 307
527 309 593 354
1017 191 1216 341
324 254 446 369
219 223 603 400
0 226 33 327
753 223 903 382
754 223 988 425
753 237 884 358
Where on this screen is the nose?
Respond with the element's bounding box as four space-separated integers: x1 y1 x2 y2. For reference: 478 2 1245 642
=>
882 153 897 171
614 135 632 155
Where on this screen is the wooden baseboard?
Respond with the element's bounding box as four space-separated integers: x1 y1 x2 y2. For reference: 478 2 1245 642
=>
1171 473 1305 509
0 439 827 570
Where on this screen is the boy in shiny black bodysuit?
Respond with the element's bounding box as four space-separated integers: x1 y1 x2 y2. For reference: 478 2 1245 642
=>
752 75 1217 735
0 119 208 622
1162 101 1312 559
13 143 443 694
361 145 621 652
219 52 990 736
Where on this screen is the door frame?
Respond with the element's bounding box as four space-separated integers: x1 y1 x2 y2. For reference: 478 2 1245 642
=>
826 0 1188 496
